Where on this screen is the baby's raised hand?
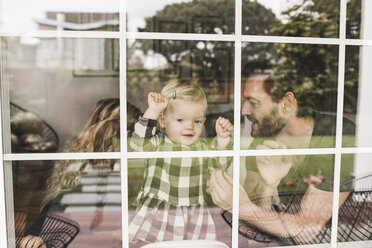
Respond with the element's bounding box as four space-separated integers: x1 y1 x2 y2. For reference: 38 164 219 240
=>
148 92 168 110
215 117 233 148
144 92 169 119
216 116 234 138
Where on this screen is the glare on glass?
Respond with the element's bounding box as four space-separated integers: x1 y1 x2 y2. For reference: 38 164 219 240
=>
343 46 372 147
126 0 235 34
0 0 119 31
242 0 340 37
1 37 120 153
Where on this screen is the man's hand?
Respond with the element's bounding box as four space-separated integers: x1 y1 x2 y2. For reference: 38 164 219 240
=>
209 169 250 209
143 92 169 119
215 117 234 148
256 140 293 186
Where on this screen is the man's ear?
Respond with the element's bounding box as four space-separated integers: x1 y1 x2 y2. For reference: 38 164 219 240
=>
159 114 166 128
279 92 296 114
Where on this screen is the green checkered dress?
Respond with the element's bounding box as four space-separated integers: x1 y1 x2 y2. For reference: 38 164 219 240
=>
129 116 230 242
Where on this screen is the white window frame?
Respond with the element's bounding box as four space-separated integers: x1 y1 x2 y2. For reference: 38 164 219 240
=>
1 0 372 247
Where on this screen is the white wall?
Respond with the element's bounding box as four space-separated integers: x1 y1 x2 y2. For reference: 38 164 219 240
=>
354 0 372 175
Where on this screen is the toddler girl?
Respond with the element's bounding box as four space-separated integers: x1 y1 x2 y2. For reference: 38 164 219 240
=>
129 80 233 244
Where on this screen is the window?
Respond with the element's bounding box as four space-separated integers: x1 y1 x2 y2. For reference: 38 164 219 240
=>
1 0 372 248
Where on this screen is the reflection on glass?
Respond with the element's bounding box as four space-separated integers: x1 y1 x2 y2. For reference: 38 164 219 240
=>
11 159 121 248
126 0 235 34
337 154 372 245
1 37 120 153
243 0 339 37
1 0 119 31
241 43 340 149
236 154 339 247
128 157 232 247
342 46 359 147
346 0 362 39
343 46 372 147
127 39 234 151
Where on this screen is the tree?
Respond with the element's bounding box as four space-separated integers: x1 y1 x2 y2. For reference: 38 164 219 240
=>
270 0 361 117
128 0 279 89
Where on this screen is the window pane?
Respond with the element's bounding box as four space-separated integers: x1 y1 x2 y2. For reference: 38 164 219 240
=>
127 39 234 151
244 0 340 38
1 37 120 153
343 45 372 147
128 157 232 247
241 42 339 149
126 0 235 34
338 154 372 246
346 0 362 39
0 0 119 31
7 159 121 247
239 154 335 247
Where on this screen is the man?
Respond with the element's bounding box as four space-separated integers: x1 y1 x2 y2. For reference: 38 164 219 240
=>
210 75 355 244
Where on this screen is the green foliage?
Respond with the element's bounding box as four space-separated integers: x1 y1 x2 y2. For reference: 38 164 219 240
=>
270 0 360 117
140 0 233 34
242 0 279 35
128 0 361 117
271 43 339 117
272 0 340 38
134 0 279 77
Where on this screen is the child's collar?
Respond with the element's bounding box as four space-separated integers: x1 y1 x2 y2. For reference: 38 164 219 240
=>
164 135 199 150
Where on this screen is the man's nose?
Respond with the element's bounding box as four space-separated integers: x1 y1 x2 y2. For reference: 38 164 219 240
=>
241 101 251 116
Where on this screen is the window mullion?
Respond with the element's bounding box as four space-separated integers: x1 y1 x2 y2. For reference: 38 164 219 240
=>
231 0 242 247
120 0 129 247
330 0 348 247
0 36 15 248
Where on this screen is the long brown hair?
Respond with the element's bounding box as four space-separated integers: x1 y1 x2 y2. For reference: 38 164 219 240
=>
42 99 120 209
71 98 120 152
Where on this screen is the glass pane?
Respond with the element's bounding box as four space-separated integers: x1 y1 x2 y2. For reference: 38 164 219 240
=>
127 39 234 151
126 0 235 34
0 0 119 31
241 42 339 149
244 0 339 38
128 157 232 247
338 154 372 246
1 37 120 153
239 154 335 247
7 159 121 247
343 45 372 147
346 0 362 39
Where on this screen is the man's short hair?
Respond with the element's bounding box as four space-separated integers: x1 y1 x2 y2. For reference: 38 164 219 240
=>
250 74 315 118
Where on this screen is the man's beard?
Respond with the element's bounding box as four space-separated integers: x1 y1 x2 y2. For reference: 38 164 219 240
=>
248 106 286 137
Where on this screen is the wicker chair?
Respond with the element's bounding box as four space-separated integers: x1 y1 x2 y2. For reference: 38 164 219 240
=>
10 102 59 153
221 172 372 245
9 103 80 247
16 213 80 248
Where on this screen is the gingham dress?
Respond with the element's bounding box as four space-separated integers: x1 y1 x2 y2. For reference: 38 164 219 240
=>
129 116 230 242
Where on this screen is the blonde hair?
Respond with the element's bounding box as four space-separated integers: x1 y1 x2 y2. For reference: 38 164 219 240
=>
161 79 207 114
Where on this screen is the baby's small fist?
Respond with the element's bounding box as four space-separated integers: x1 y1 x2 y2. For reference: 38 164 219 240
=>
148 92 167 104
216 116 234 138
147 92 168 112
